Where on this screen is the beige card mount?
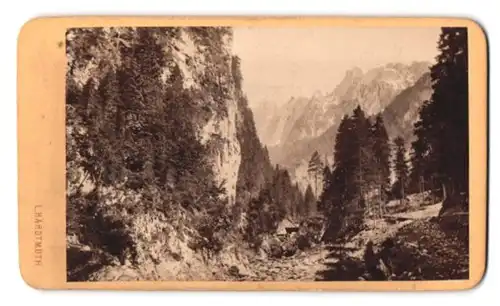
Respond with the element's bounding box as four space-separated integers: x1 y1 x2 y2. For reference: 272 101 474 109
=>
18 16 488 291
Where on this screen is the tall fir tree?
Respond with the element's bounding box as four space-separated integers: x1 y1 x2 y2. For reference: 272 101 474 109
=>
308 151 324 197
320 112 366 241
371 115 391 190
370 114 391 214
393 136 409 204
411 27 469 211
334 114 358 203
304 184 316 217
351 106 375 205
291 182 304 219
318 165 332 213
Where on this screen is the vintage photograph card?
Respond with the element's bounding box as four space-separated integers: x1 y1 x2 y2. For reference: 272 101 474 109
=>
18 16 487 290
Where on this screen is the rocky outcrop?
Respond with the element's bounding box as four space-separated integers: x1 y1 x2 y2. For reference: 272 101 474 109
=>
198 88 241 205
255 96 311 146
181 30 242 205
382 72 432 140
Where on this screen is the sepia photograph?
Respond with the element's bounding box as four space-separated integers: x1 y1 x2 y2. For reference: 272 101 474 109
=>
65 26 469 282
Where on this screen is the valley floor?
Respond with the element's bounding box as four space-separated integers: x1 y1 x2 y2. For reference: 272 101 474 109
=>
79 200 468 282
235 202 468 281
242 246 329 281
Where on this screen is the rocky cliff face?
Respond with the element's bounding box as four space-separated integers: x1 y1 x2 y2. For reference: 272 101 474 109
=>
181 30 242 205
67 27 244 205
382 72 432 140
256 96 310 146
203 103 242 205
66 27 270 281
252 99 278 143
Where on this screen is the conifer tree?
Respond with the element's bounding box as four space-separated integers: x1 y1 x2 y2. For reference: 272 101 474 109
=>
318 165 332 213
304 184 316 217
393 136 409 204
321 114 359 240
371 115 391 191
290 182 304 219
308 151 324 197
334 114 358 201
411 27 469 211
321 162 350 242
350 106 375 206
370 114 391 214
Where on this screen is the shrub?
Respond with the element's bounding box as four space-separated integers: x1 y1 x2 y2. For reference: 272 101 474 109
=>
66 190 137 280
192 200 232 255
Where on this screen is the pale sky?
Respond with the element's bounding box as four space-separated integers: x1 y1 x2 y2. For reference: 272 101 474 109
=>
232 27 442 107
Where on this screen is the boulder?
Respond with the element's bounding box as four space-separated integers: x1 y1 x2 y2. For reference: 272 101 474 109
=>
296 233 313 250
228 265 240 277
260 236 284 258
282 240 298 257
269 243 284 258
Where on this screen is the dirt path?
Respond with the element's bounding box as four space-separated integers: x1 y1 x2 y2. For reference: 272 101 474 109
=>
392 202 442 220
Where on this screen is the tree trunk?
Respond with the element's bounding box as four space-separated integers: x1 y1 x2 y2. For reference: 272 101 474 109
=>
442 182 447 202
314 173 318 212
402 182 405 203
400 178 405 206
379 183 383 217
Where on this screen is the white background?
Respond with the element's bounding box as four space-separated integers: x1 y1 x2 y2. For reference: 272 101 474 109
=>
2 0 496 304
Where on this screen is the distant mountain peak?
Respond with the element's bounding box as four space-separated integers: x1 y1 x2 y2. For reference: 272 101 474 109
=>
345 66 363 77
311 90 323 98
255 61 432 166
257 61 433 191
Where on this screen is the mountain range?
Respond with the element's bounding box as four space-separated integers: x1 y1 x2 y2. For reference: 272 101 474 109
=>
252 61 433 192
